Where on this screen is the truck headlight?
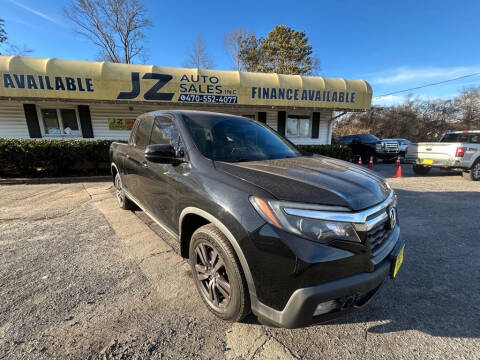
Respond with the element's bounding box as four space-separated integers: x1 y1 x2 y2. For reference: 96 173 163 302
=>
250 196 361 244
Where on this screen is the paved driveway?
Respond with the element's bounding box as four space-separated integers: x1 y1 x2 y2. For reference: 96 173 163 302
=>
0 167 479 359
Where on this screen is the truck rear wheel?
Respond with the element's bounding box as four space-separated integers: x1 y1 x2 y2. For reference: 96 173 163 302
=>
114 172 135 210
463 160 480 181
189 224 250 322
412 164 431 175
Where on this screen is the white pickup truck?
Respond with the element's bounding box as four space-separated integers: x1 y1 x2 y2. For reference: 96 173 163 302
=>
405 130 480 181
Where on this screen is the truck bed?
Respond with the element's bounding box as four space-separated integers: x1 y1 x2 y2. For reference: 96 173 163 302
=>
406 142 477 169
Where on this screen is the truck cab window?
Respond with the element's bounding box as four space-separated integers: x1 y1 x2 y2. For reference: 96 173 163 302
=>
150 116 180 149
134 117 154 149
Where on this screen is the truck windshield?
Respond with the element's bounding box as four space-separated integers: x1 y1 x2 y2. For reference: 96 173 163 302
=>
360 134 380 142
182 113 301 162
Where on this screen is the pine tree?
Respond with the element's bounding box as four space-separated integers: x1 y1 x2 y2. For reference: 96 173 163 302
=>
238 25 319 75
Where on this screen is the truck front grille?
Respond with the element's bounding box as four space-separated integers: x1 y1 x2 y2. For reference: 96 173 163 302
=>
368 220 392 256
384 142 399 150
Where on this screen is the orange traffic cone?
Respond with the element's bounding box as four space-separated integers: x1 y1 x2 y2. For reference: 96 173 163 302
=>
357 156 363 166
395 155 401 168
368 156 374 169
395 164 402 178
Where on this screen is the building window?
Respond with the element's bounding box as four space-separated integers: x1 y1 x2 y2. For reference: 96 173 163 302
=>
40 108 81 136
286 115 310 137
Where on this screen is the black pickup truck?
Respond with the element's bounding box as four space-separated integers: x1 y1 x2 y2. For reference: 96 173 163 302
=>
110 110 404 328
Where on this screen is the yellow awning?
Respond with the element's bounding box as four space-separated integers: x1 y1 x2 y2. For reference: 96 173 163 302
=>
0 56 372 109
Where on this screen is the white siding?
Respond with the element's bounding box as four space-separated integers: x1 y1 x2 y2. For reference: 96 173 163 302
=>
89 103 161 140
88 103 272 140
0 100 333 145
0 101 30 138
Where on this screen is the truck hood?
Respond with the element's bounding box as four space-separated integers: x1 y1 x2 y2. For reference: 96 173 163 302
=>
215 156 391 211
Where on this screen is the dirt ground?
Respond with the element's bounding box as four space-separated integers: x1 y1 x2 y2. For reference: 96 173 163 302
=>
0 164 479 359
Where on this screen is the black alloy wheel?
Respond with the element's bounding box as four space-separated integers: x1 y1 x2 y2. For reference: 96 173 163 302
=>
189 224 250 321
114 172 134 210
194 242 231 310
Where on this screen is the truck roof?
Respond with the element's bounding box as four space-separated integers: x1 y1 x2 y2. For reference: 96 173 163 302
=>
446 130 480 134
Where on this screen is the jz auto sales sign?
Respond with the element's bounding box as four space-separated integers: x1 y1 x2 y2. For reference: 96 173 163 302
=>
0 56 372 110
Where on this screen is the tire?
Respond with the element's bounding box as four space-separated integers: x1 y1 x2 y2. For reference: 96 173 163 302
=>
412 164 431 175
463 160 480 181
114 172 134 210
189 223 250 322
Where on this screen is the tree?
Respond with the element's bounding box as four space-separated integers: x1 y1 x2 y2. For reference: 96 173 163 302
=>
332 88 480 142
4 43 33 56
223 28 251 71
238 25 320 75
0 19 33 56
238 33 262 73
454 87 480 128
184 34 214 69
0 19 7 55
64 0 151 64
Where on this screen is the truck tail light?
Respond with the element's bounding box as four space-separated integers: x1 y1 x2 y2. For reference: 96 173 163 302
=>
455 147 466 157
405 146 408 156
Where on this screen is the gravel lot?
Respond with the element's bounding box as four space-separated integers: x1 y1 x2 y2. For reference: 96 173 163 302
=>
1 164 479 359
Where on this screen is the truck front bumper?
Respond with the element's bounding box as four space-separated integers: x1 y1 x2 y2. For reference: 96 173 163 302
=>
251 238 404 329
376 151 399 160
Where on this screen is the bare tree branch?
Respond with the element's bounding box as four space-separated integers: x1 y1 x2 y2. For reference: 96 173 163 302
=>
4 43 34 56
223 28 249 71
184 34 214 69
333 87 480 142
63 0 150 64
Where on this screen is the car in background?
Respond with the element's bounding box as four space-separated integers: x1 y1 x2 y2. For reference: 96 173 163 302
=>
338 134 379 163
396 139 411 157
375 138 411 162
405 130 480 181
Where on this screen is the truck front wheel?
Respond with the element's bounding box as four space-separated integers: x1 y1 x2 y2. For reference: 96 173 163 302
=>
412 164 431 175
189 224 250 322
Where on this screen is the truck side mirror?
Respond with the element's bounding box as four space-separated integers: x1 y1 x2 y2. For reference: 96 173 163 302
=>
145 144 184 164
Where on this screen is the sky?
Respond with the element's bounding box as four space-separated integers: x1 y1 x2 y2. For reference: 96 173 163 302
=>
1 0 480 106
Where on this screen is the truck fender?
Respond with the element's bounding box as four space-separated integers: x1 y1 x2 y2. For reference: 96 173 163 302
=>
179 207 257 298
111 162 120 182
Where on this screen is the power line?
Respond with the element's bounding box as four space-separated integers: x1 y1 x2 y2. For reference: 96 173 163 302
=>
374 72 480 99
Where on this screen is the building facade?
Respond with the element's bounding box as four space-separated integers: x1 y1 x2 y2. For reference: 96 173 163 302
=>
0 56 372 144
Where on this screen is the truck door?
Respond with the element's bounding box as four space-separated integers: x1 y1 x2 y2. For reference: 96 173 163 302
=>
141 115 185 233
350 135 362 157
123 116 154 203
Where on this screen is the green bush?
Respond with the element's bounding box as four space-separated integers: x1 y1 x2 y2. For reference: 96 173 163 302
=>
298 144 352 161
0 139 353 178
0 138 122 178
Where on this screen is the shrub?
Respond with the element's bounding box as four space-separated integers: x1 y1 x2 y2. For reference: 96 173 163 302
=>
0 139 353 178
0 138 122 178
298 144 352 161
